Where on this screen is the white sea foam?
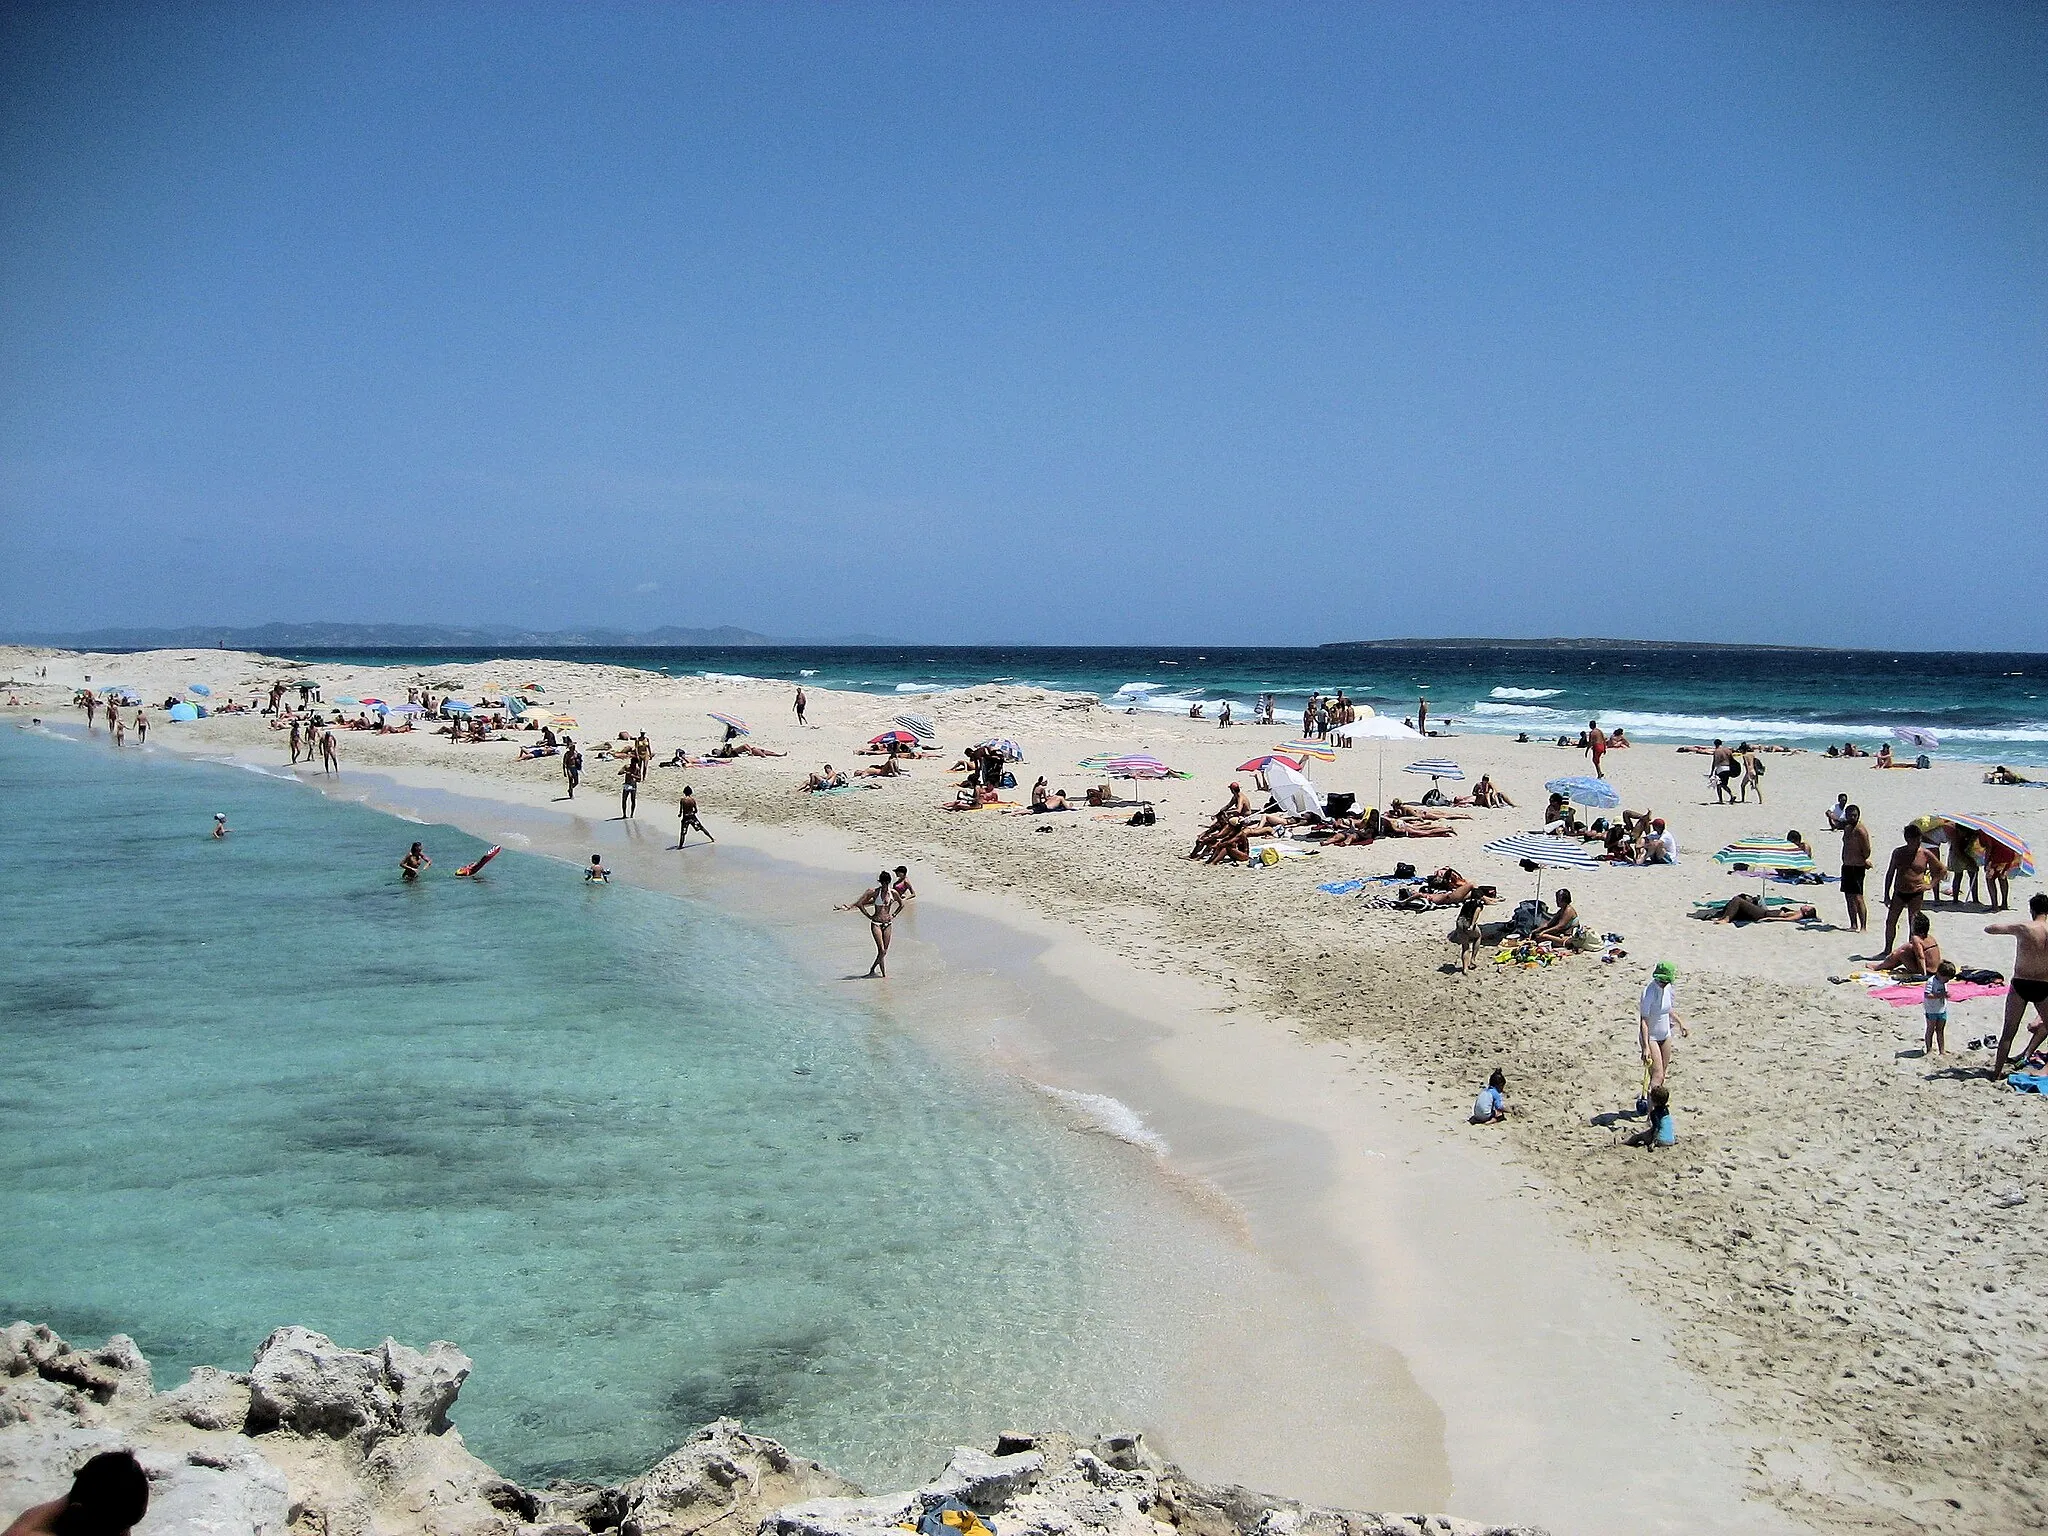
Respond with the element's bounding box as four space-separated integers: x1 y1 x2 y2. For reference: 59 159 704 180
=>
894 682 946 694
1471 701 1563 717
1111 682 1163 696
1031 1084 1169 1155
798 670 818 677
1490 686 1565 700
696 671 767 684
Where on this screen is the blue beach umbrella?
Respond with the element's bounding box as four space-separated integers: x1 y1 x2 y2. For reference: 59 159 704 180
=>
1546 775 1622 810
187 683 212 696
167 702 199 722
442 701 473 715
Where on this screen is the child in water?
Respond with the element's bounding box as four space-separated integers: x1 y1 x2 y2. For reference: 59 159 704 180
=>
585 854 610 883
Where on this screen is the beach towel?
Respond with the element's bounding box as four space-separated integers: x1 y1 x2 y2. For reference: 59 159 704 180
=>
1318 879 1366 895
1871 980 2009 1007
1693 894 1795 909
2008 1073 2047 1095
1250 841 1320 862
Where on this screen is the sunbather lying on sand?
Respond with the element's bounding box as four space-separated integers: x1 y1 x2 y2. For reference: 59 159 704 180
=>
853 757 903 777
1704 894 1819 925
1987 765 2035 785
715 741 786 758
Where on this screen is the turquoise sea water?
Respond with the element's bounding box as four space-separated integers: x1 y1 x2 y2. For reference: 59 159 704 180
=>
252 643 2048 763
0 726 1182 1486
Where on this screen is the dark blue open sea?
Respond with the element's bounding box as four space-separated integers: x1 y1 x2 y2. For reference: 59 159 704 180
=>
259 644 2048 763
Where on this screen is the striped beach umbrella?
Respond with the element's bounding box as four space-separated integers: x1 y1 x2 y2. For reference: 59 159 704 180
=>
1276 740 1338 763
1483 833 1601 871
895 713 937 741
975 737 1025 761
1546 775 1622 810
1102 752 1172 780
1938 812 2036 876
1892 726 1941 749
1712 836 1815 871
1404 758 1465 781
1238 753 1304 774
708 712 749 735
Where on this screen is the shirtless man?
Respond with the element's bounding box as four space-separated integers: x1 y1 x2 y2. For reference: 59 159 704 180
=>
1218 782 1252 818
1709 740 1736 803
400 842 430 881
4 1449 149 1536
1879 823 1938 955
1988 894 2048 1077
1585 721 1607 777
1839 804 1872 931
289 720 302 765
677 786 714 846
320 730 339 775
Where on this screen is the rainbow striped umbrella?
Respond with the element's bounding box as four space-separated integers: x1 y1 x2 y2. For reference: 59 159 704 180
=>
1101 752 1172 780
1938 812 2035 876
1713 836 1815 871
708 712 749 735
1276 739 1337 763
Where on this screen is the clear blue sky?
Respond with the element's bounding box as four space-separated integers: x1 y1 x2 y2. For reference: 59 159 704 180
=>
3 2 2043 648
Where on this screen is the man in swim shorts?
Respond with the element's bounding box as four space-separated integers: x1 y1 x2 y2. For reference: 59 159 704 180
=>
1988 894 2048 1077
677 786 713 846
1879 822 1938 955
1838 804 1871 931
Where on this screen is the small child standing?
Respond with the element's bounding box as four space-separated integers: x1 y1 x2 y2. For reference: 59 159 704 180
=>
1923 959 1957 1056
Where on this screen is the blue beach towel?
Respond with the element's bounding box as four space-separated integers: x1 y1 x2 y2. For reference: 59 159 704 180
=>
1318 879 1366 895
2008 1073 2048 1095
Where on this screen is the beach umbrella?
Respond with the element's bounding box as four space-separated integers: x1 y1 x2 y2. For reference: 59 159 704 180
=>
388 703 425 716
1404 758 1465 781
870 729 917 747
1103 752 1172 780
1238 752 1304 774
895 713 937 741
1546 775 1622 810
442 701 473 715
334 697 360 707
1892 726 1940 749
359 697 386 708
187 683 212 696
1937 812 2036 877
1264 757 1320 815
1482 832 1600 896
1712 836 1815 871
975 737 1025 761
708 712 749 735
167 702 199 722
1331 716 1423 742
1276 740 1338 763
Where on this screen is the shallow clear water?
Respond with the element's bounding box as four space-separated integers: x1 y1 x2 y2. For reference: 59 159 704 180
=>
0 726 1179 1485
262 642 2048 762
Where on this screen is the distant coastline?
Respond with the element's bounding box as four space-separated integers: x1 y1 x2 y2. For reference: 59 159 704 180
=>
1319 636 1844 653
1 621 901 650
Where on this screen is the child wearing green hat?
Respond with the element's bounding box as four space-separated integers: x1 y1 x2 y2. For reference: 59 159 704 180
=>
1637 961 1688 1109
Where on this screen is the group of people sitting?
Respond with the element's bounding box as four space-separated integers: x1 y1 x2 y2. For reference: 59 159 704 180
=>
1185 784 1470 864
1543 800 1680 864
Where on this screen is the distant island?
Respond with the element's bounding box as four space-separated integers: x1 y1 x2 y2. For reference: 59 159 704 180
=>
1319 637 1840 652
5 621 900 650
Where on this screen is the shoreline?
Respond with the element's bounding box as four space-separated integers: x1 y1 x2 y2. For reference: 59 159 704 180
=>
19 724 1797 1530
14 643 2048 1533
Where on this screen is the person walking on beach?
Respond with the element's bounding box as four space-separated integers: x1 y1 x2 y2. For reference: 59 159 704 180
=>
1738 746 1765 803
400 842 430 881
1416 693 1429 736
1585 720 1607 777
677 785 714 846
320 730 338 775
1988 894 2048 1077
837 870 902 978
133 708 146 745
563 741 582 799
794 686 808 726
1637 961 1688 1104
1879 823 1937 956
1709 740 1736 803
289 720 302 765
619 759 640 820
1839 804 1872 931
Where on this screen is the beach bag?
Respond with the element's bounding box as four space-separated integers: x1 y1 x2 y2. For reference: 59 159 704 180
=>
1258 846 1281 865
1511 899 1549 936
1916 754 1931 770
1000 772 1016 788
1393 862 1416 879
1753 759 1766 776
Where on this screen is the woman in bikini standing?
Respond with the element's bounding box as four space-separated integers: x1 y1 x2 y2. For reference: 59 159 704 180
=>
838 870 903 978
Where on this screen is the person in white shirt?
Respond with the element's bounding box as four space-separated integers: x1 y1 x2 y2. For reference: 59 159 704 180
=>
1637 961 1689 1103
1824 794 1851 830
1645 819 1679 864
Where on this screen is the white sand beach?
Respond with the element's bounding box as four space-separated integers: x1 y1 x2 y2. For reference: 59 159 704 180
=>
10 647 2048 1535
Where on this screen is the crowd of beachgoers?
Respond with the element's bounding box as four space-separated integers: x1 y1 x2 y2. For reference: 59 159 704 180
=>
9 646 2048 1535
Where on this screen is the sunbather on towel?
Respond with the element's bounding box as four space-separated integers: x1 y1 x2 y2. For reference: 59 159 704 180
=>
1869 913 1941 975
1987 765 2034 785
1707 894 1819 925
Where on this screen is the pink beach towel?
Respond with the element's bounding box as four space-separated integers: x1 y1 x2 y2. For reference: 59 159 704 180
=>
1871 980 2009 1007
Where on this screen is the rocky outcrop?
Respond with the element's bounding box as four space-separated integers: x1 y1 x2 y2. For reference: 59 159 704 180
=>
0 1326 1543 1536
